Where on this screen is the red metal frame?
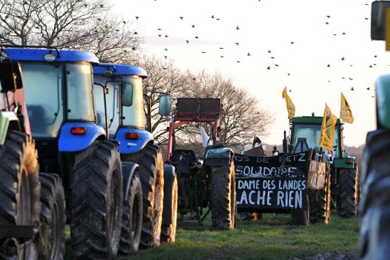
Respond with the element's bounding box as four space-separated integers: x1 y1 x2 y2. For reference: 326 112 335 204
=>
165 98 221 162
165 117 220 162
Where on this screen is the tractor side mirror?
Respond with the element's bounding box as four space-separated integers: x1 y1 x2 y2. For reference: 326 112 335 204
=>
0 59 23 92
159 94 172 116
121 82 133 106
371 1 390 40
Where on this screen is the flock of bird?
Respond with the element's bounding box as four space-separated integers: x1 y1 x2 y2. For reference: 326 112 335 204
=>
128 0 381 97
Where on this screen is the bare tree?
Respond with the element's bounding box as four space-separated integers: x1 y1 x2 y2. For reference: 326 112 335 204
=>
182 70 273 146
134 56 188 143
0 0 141 62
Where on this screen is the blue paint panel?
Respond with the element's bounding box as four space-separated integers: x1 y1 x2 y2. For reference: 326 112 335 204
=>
4 48 99 64
115 128 153 154
58 122 105 152
93 63 147 78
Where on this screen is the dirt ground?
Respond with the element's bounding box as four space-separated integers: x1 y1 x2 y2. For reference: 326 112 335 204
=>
292 252 359 260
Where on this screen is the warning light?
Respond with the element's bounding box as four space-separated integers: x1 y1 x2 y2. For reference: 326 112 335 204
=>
71 127 86 135
125 132 139 140
346 158 354 164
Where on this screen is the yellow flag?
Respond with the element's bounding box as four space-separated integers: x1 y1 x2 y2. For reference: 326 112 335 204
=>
319 103 337 151
282 87 295 120
340 92 354 124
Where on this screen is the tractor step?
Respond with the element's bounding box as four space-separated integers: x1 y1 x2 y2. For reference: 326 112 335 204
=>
0 225 37 241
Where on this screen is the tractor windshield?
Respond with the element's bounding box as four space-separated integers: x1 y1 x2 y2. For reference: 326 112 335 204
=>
21 62 95 139
291 123 341 157
94 74 145 132
21 62 64 139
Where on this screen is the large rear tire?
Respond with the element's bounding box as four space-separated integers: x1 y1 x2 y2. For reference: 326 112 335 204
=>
70 141 123 260
337 168 358 218
119 172 143 255
121 144 164 248
210 161 236 230
0 131 40 259
359 130 390 260
38 172 66 260
161 176 178 243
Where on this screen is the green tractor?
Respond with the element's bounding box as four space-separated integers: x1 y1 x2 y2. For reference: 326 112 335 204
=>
288 115 359 218
359 2 390 258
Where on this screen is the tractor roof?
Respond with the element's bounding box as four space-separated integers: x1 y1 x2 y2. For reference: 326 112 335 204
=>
93 63 147 78
292 116 342 125
3 48 99 64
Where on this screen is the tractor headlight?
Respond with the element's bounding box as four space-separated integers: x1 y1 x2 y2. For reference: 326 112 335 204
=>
43 53 56 62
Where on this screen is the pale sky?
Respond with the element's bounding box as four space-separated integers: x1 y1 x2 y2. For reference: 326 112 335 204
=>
113 0 389 147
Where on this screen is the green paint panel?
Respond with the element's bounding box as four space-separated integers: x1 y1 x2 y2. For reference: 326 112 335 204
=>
0 112 19 145
376 74 390 129
334 158 355 169
292 116 342 125
205 147 233 159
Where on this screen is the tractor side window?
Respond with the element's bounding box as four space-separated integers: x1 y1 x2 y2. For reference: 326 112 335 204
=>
21 62 63 139
106 81 119 138
0 93 5 110
66 63 95 121
93 75 120 138
93 83 106 129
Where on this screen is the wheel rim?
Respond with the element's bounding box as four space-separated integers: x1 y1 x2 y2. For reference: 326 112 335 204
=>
108 168 121 254
49 199 61 259
17 169 37 259
152 173 163 243
131 190 142 242
171 179 178 241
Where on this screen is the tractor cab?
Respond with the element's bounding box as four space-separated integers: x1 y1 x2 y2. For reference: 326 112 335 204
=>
93 63 171 154
3 46 102 176
3 47 99 141
290 116 343 159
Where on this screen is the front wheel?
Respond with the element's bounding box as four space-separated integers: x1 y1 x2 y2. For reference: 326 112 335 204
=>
309 172 331 224
337 167 359 218
70 141 123 260
210 161 236 230
39 172 66 260
359 130 390 259
161 174 178 243
122 144 164 248
119 172 143 255
291 193 310 225
0 131 40 259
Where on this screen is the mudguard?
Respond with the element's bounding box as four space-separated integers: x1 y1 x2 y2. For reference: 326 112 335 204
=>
115 127 153 154
122 161 139 201
162 164 176 226
334 157 356 169
204 147 234 166
0 112 20 145
376 74 390 129
58 122 105 152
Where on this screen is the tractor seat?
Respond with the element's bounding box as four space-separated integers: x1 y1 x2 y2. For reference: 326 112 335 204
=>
171 149 200 174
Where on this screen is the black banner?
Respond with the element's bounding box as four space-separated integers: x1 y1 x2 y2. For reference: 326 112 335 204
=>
234 152 310 210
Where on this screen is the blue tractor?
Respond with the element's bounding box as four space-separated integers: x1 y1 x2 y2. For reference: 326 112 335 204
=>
2 46 128 259
0 54 65 260
93 63 178 248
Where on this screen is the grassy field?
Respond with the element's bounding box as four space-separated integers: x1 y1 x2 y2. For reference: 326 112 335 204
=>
117 211 359 260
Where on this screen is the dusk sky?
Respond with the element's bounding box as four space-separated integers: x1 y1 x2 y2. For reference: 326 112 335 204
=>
114 0 388 147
